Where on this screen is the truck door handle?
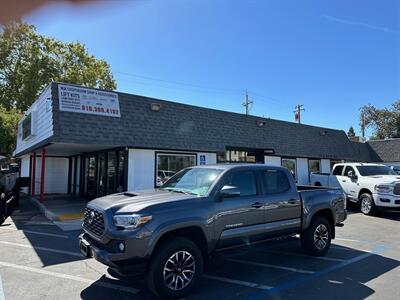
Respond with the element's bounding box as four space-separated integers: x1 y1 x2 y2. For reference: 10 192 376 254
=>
251 202 263 209
287 199 298 205
342 180 346 183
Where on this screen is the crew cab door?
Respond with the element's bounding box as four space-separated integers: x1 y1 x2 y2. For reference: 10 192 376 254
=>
214 170 266 249
261 169 302 235
341 166 359 200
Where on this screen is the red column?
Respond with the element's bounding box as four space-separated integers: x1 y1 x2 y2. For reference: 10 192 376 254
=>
31 152 36 196
40 148 46 203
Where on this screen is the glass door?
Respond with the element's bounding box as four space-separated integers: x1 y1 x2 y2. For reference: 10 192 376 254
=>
85 155 97 198
97 153 106 197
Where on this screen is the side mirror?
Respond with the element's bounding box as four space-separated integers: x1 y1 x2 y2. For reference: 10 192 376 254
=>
347 170 358 180
219 185 240 198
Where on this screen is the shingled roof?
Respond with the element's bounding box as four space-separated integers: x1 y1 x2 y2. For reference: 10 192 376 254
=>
351 141 383 162
367 139 400 162
42 83 357 160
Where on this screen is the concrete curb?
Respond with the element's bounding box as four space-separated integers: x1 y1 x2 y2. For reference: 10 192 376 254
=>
29 197 59 221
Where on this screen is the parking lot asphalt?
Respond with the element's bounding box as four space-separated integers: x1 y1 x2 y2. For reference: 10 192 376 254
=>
0 198 399 300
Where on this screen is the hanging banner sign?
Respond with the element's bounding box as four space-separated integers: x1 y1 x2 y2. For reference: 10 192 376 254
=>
58 84 120 117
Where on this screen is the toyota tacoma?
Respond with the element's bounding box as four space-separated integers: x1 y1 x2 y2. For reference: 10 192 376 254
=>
79 164 347 299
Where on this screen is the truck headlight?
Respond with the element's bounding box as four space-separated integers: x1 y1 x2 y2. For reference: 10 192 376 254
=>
113 214 152 230
374 184 394 194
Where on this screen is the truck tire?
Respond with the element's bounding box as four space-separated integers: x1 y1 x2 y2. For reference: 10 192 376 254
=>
147 237 204 299
359 193 376 216
300 216 332 256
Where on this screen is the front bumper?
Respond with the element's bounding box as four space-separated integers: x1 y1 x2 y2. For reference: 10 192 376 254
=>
79 232 150 275
372 193 400 208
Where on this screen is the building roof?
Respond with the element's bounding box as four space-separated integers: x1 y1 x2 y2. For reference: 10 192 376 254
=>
16 82 357 160
367 139 400 162
351 141 383 162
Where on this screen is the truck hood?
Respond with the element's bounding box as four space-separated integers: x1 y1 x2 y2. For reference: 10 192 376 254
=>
88 189 196 214
363 175 400 184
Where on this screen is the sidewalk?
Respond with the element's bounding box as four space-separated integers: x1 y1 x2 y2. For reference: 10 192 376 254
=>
29 195 87 231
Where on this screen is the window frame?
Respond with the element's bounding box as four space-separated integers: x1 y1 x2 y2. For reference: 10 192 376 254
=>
154 152 197 188
308 159 321 174
332 165 345 176
281 157 297 181
344 166 356 177
261 169 291 195
220 169 260 197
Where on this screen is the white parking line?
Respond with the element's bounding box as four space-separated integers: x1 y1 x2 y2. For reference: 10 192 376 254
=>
225 258 315 274
0 241 82 257
203 274 272 290
0 261 139 294
335 238 362 242
1 227 69 239
0 274 5 300
264 250 346 262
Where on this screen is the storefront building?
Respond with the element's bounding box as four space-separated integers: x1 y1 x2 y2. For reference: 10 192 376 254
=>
14 82 360 200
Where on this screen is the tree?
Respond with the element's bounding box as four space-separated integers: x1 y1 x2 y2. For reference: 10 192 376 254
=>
347 126 356 137
0 20 116 111
0 107 20 157
360 101 400 139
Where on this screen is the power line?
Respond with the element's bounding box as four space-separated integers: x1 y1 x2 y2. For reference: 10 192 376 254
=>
115 70 290 111
115 71 241 93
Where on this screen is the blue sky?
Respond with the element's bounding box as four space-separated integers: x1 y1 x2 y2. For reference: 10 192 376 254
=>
25 0 399 137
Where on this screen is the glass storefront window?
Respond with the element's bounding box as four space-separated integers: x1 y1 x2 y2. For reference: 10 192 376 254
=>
217 150 264 163
117 150 127 192
156 153 196 187
107 151 116 194
98 153 106 196
282 158 296 180
309 159 321 174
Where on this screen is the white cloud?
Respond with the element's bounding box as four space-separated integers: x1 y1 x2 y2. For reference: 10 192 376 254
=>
322 15 398 34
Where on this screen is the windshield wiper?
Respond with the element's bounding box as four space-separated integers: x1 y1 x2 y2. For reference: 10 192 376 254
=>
162 187 197 195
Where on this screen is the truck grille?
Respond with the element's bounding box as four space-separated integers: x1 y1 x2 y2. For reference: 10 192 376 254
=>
394 184 400 195
83 207 105 237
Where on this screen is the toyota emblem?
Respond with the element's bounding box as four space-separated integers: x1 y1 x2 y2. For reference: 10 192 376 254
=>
88 211 96 224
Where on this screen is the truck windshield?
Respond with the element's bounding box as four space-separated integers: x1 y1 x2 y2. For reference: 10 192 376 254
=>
356 166 396 176
160 168 223 196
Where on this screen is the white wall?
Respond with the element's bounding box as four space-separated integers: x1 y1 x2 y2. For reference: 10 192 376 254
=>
264 156 281 166
296 158 309 185
20 155 30 193
128 149 155 191
321 159 331 174
31 157 69 195
15 85 54 155
127 149 218 191
197 153 217 165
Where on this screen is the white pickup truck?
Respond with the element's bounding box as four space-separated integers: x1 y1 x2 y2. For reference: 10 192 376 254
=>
310 163 400 215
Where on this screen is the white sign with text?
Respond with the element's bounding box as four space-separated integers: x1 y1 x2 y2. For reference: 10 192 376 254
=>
58 84 120 117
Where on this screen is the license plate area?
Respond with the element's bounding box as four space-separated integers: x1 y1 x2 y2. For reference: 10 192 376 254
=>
80 239 92 258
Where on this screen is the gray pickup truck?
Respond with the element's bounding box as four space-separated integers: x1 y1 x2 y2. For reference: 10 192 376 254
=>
79 164 347 299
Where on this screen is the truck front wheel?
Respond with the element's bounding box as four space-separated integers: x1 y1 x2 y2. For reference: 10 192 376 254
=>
359 193 376 216
301 216 332 256
147 237 204 299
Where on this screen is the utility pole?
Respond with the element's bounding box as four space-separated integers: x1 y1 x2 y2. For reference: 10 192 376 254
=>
243 91 253 115
361 112 365 139
294 104 305 124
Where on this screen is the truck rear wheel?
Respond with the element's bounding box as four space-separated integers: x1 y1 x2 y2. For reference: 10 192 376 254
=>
147 237 203 299
301 216 332 256
359 193 376 216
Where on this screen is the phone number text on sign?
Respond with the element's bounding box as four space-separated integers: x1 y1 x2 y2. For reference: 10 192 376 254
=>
58 84 121 117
